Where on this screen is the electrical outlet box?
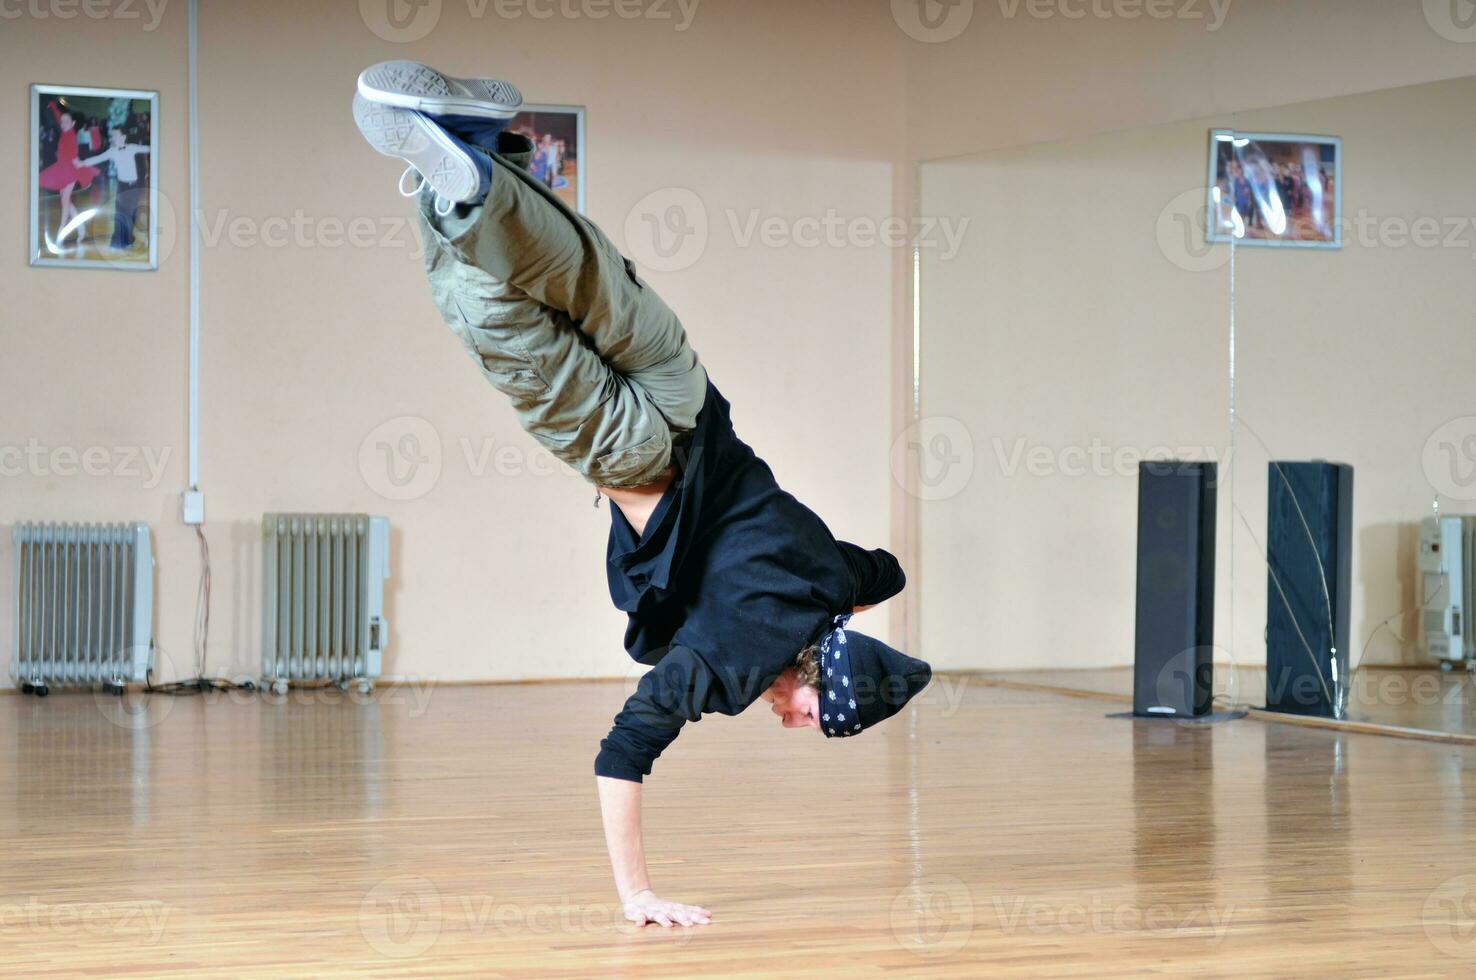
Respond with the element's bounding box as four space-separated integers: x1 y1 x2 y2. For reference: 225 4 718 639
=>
181 490 205 525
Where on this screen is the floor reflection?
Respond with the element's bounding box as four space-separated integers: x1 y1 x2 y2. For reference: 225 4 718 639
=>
1262 734 1351 913
1131 720 1220 921
256 688 386 819
3 692 158 829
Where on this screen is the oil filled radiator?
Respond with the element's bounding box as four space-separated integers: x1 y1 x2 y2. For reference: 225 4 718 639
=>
1420 515 1476 669
10 522 155 695
261 514 390 694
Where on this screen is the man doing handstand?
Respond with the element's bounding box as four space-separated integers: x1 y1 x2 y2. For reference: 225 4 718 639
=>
352 60 932 929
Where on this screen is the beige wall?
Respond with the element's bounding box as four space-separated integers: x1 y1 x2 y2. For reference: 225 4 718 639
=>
1 0 908 685
902 0 1476 675
0 8 194 679
917 74 1476 672
902 0 1476 162
9 0 1476 688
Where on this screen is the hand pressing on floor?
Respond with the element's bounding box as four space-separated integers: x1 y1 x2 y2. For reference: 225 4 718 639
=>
597 777 712 928
621 889 712 928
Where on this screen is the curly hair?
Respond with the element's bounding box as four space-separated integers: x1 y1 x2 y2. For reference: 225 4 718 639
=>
792 645 822 689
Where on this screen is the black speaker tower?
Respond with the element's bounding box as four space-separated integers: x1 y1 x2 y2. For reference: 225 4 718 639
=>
1264 461 1353 718
1133 461 1217 718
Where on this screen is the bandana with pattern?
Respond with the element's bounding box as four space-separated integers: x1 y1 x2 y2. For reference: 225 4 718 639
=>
817 613 861 738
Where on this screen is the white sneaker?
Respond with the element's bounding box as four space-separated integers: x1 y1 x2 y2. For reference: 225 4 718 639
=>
357 60 523 120
351 93 488 215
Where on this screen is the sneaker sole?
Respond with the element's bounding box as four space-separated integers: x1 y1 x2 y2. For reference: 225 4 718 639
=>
357 60 523 121
352 94 480 203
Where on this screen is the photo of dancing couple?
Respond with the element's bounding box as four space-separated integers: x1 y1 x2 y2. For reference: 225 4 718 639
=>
30 84 159 270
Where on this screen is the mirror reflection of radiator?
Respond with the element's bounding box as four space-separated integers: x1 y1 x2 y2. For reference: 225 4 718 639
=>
1419 516 1476 667
261 514 389 694
10 522 155 694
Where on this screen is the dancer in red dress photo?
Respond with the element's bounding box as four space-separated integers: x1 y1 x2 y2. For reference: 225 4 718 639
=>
37 101 101 248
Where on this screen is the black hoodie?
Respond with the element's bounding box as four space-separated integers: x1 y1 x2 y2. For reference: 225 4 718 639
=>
596 382 905 782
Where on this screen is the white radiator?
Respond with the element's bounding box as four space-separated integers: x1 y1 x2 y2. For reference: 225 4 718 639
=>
1419 515 1476 666
10 522 155 694
261 514 389 694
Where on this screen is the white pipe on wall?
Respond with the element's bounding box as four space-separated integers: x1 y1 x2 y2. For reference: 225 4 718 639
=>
187 0 200 492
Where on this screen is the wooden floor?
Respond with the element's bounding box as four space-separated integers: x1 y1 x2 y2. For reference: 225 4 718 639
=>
4 679 1476 977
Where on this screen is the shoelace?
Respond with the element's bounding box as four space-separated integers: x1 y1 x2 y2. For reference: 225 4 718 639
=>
398 166 456 217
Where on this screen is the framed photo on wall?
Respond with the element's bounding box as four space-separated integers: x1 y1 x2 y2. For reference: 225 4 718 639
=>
507 104 585 212
30 83 160 270
1206 129 1342 249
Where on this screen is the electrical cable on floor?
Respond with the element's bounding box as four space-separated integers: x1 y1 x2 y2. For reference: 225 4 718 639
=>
141 521 254 696
193 523 211 678
1356 614 1411 675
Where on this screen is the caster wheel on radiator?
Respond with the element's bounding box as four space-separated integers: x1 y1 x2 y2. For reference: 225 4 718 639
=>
21 682 33 695
357 680 374 696
33 684 49 698
335 679 349 693
1441 661 1455 673
271 679 289 696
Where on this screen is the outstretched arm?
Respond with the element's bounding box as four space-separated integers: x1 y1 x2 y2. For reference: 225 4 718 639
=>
596 776 711 927
594 646 737 926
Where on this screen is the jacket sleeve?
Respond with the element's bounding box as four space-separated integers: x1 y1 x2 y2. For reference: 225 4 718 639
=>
835 541 907 608
595 645 725 783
